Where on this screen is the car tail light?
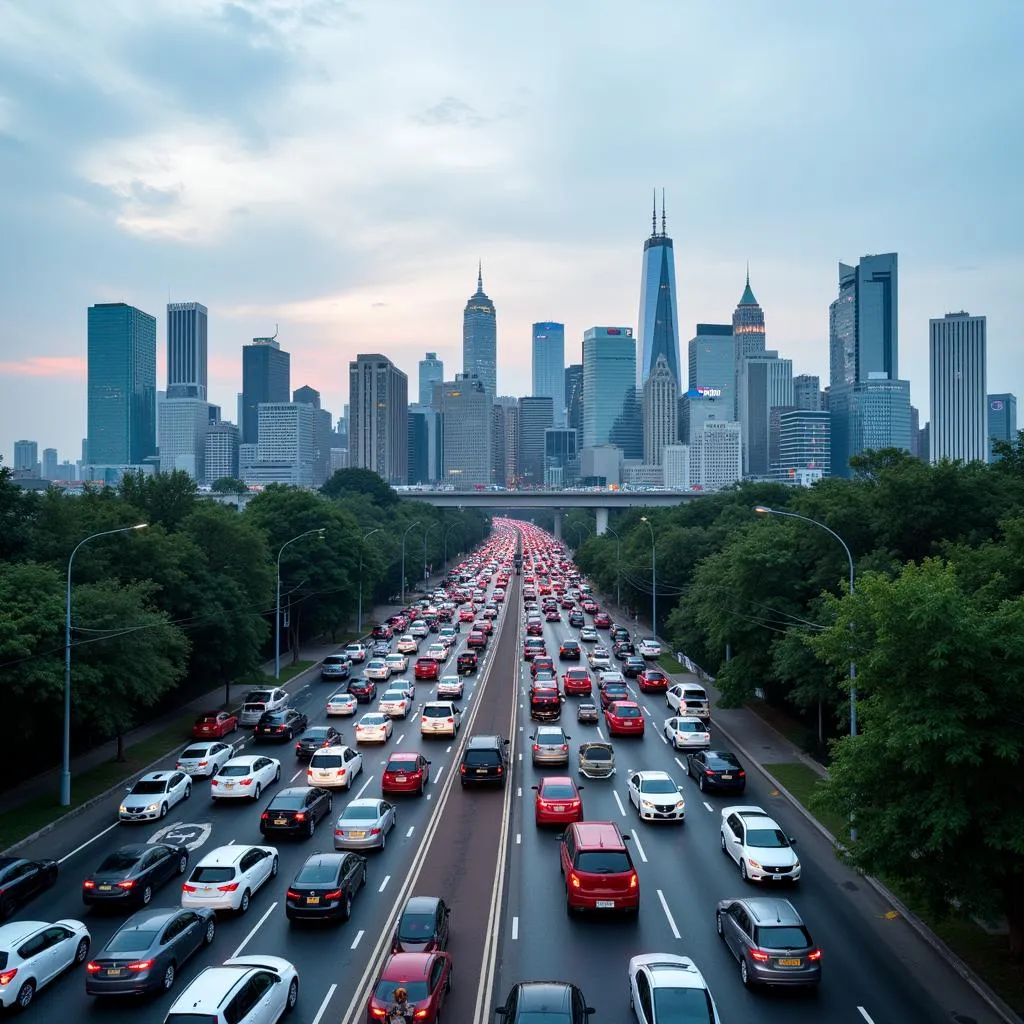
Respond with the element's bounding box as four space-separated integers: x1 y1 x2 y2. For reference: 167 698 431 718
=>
629 872 638 889
117 880 135 890
561 745 568 752
217 882 240 892
240 778 254 786
307 768 314 776
748 947 771 963
127 960 154 971
414 1012 429 1020
0 968 17 986
738 770 746 778
336 768 347 777
447 718 454 724
335 829 344 837
370 1009 386 1019
705 770 715 777
496 765 503 774
82 880 96 889
532 744 540 752
295 743 302 751
323 889 343 900
294 812 306 821
197 760 208 768
85 962 101 973
287 889 301 899
808 949 822 961
569 871 580 888
459 764 467 774
211 778 219 786
182 883 197 893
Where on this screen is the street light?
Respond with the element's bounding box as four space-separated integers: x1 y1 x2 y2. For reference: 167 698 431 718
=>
357 528 381 635
275 528 325 680
605 524 622 608
442 522 460 574
423 523 439 585
401 521 420 606
639 516 656 639
63 522 148 806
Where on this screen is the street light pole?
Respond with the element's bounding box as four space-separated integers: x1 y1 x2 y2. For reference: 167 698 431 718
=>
423 523 438 585
401 521 420 607
442 522 460 574
63 522 148 806
640 516 656 638
276 528 325 680
605 524 622 608
357 527 381 635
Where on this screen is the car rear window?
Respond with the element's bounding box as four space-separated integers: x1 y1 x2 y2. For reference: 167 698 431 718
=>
385 759 416 772
268 795 306 810
245 692 272 703
423 706 450 718
218 764 251 777
323 657 347 666
303 728 331 740
97 850 142 872
295 862 341 885
464 751 501 766
310 754 343 768
678 721 705 732
583 744 613 761
575 851 631 873
541 783 575 798
105 927 158 952
756 924 812 948
165 1014 219 1024
189 866 235 883
707 754 741 770
180 746 209 759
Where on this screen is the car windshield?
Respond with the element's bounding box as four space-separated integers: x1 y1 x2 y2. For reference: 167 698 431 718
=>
180 746 210 759
269 795 307 810
576 851 631 873
707 755 741 770
218 764 252 777
97 850 142 872
398 913 436 939
130 780 167 794
757 925 812 949
311 755 343 768
651 986 717 1022
641 778 677 794
105 927 158 952
341 805 378 821
190 866 235 883
465 751 501 766
746 827 790 849
295 862 340 885
374 980 429 1002
541 783 576 798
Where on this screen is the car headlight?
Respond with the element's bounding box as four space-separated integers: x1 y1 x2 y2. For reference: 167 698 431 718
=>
146 803 159 812
675 800 685 809
119 804 128 813
641 799 655 809
747 857 762 870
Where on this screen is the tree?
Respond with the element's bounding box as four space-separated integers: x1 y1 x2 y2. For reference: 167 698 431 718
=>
210 476 249 495
117 470 198 532
322 468 398 507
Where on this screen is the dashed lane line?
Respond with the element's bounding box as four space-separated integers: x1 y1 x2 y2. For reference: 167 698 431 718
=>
511 916 519 940
406 826 415 838
613 791 627 817
857 1009 876 1024
354 775 374 798
310 984 337 1024
231 901 277 958
57 822 120 865
657 889 682 940
630 828 648 863
433 766 446 785
351 929 364 949
379 875 390 893
703 801 714 813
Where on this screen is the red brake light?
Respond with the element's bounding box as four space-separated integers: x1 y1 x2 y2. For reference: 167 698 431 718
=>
286 889 301 899
0 968 16 986
294 812 306 821
197 760 208 768
370 827 381 835
323 889 343 900
217 882 240 892
182 883 197 893
85 962 101 973
370 1010 387 1019
532 744 540 752
116 879 135 890
808 948 822 961
749 948 770 963
260 812 269 820
127 960 154 971
705 770 715 777
569 871 580 888
629 872 638 889
460 764 466 774
240 778 254 786
738 770 746 777
82 880 96 889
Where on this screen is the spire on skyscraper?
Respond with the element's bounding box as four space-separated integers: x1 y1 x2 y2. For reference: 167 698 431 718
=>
739 264 758 306
661 188 666 237
477 260 483 293
651 188 657 237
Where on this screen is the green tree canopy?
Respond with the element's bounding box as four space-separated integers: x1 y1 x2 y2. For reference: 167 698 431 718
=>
322 467 398 506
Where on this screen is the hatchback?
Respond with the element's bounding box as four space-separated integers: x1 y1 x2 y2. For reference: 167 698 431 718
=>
307 746 363 790
192 711 238 739
391 896 450 953
664 716 711 750
415 657 440 680
533 777 584 826
605 701 645 736
459 736 509 787
285 852 366 923
531 726 570 766
562 668 592 696
560 820 639 914
367 951 452 1023
382 752 431 796
716 897 821 987
162 955 298 1024
181 845 278 914
259 787 333 839
0 919 91 1010
320 655 351 682
348 677 378 702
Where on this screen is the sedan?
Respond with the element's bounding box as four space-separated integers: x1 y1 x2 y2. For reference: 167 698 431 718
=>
385 653 409 674
85 907 215 996
628 953 722 1024
285 851 367 923
437 675 465 699
260 787 333 839
533 776 584 826
326 691 359 717
466 630 487 649
333 799 397 850
391 895 450 953
119 771 191 822
82 843 189 907
345 642 368 663
599 683 630 710
568 611 585 627
605 701 645 736
495 981 595 1024
396 634 420 655
664 716 711 751
425 643 448 662
368 951 452 1023
255 707 308 742
638 638 662 659
191 710 237 739
176 741 235 779
0 858 58 921
307 746 363 789
379 690 412 718
295 725 342 760
415 657 440 681
348 677 378 702
531 726 570 766
562 668 592 696
627 770 685 822
355 713 394 744
588 647 611 670
0 919 90 1010
364 658 392 682
623 655 646 678
579 626 599 643
686 750 747 793
210 755 281 801
637 668 670 693
593 612 612 628
382 752 431 796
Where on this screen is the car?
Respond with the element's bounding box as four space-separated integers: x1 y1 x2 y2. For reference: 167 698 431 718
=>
82 843 190 907
599 682 630 709
664 716 711 750
531 656 555 678
420 701 461 737
638 667 669 693
333 798 397 850
605 701 645 736
372 640 392 658
628 953 722 1023
666 682 711 720
162 954 298 1023
391 896 450 952
561 668 592 696
495 981 595 1024
579 626 599 643
238 687 289 727
474 618 493 635
379 689 412 718
392 679 416 701
409 619 430 638
367 951 452 1023
523 637 546 659
588 647 611 670
638 638 663 660
191 711 238 739
577 741 615 779
425 641 449 662
320 654 352 682
255 707 308 742
355 712 394 744
85 907 215 996
623 655 646 678
372 623 393 641
598 668 626 685
396 634 420 655
382 752 432 796
529 685 563 722
459 608 476 623
181 845 278 913
176 741 236 778
365 658 393 682
0 858 58 921
593 612 612 628
210 756 281 802
345 641 368 662
119 771 191 822
466 629 487 649
348 677 378 703
720 806 801 882
533 776 584 826
294 725 342 759
285 851 366 923
686 750 747 793
576 702 599 724
437 675 465 699
525 618 544 637
415 657 441 681
459 735 509 786
385 652 409 674
0 919 90 1010
531 725 570 766
545 608 562 622
615 641 637 661
307 745 363 789
326 691 359 716
560 820 639 914
453 651 476 676
259 786 333 839
716 897 822 988
627 770 686 822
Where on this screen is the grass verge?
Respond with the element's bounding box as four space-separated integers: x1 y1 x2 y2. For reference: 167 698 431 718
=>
274 659 315 684
761 761 848 840
745 699 810 749
658 653 683 675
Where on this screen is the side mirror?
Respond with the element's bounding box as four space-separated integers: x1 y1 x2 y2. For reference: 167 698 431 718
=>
732 836 742 843
577 785 584 791
789 836 798 845
585 1008 597 1016
531 785 539 791
495 1008 507 1017
425 760 432 766
621 833 631 841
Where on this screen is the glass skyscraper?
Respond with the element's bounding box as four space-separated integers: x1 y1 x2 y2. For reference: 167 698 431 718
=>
518 397 555 485
241 336 290 444
531 323 565 426
988 394 1017 461
565 364 583 434
87 302 157 465
463 265 497 395
167 302 208 400
637 193 681 393
929 312 987 464
582 327 637 450
418 352 444 407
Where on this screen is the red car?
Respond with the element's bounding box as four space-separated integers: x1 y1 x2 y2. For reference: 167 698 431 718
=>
581 599 598 614
605 700 645 736
531 656 555 678
593 612 612 629
637 668 669 693
533 776 584 826
367 951 452 1022
466 630 487 649
561 597 575 609
526 620 544 636
458 608 476 623
382 752 431 796
545 608 561 622
415 657 440 681
562 668 593 696
192 710 238 739
474 619 493 635
523 639 546 661
372 623 393 640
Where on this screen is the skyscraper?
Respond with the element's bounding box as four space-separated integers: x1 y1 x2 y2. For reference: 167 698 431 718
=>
348 354 409 485
532 323 565 426
583 327 636 450
738 354 793 477
793 374 823 411
686 324 735 442
691 421 743 492
439 374 492 488
166 302 208 399
463 265 497 395
988 394 1017 461
419 352 444 408
775 409 831 484
518 397 554 485
42 448 58 480
544 428 579 486
642 355 678 464
13 440 37 473
87 302 157 466
929 312 987 464
565 364 584 434
241 334 290 445
493 396 518 487
205 423 240 483
637 191 681 392
293 385 320 408
732 270 766 421
408 405 440 485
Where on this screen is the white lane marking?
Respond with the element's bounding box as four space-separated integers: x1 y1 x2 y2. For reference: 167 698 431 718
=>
516 786 522 797
517 752 522 762
290 769 303 782
857 1010 876 1024
227 839 236 845
446 745 452 753
659 730 668 745
354 775 374 798
406 826 415 838
613 791 627 817
433 766 445 784
396 733 405 745
674 756 686 771
311 984 338 1024
630 828 648 863
597 726 606 740
231 901 277 958
57 822 120 865
703 801 715 813
657 889 682 940
516 833 521 844
379 875 391 893
511 916 519 940
351 929 365 949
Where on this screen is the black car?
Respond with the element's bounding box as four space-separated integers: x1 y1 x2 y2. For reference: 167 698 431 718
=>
259 786 333 838
82 843 189 907
459 735 509 787
529 687 564 722
622 655 646 678
614 641 637 660
610 626 631 644
255 707 308 741
600 683 629 709
85 907 215 996
568 611 585 628
0 856 58 920
348 677 378 703
391 895 450 952
457 651 479 675
686 749 747 793
295 725 341 760
496 981 595 1023
285 851 367 923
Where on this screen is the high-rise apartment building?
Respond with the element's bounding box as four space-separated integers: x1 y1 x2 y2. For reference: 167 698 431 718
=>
988 394 1018 461
732 272 766 421
241 335 290 445
87 302 157 467
775 409 830 484
204 423 240 483
518 397 555 485
738 354 793 477
166 302 208 400
439 374 492 488
419 352 444 408
41 448 58 480
565 364 584 434
793 374 823 411
13 440 37 473
348 354 409 485
642 355 678 464
583 327 636 449
637 193 681 392
692 421 743 492
532 323 565 426
463 265 497 395
929 312 987 464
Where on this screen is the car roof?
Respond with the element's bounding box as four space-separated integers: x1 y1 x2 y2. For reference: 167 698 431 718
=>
467 735 503 748
111 907 185 933
104 843 149 858
386 751 419 761
138 771 176 782
539 776 574 787
517 981 575 1010
571 820 626 848
347 798 382 809
195 845 255 866
268 787 307 800
740 897 804 926
632 770 673 781
382 951 434 978
403 895 442 915
0 921 47 945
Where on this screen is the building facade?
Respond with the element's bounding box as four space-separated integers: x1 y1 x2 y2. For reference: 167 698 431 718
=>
13 440 37 473
662 444 690 489
688 323 734 399
517 396 555 486
732 272 766 421
438 374 492 488
241 336 290 445
829 376 912 475
774 409 830 484
492 396 519 487
408 405 441 485
41 448 57 480
642 355 678 464
582 327 636 449
167 302 208 400
246 402 316 486
738 354 793 477
418 352 444 408
204 422 240 483
691 421 743 492
793 374 823 411
929 312 987 464
347 354 408 485
158 397 211 478
565 364 584 434
531 323 565 426
637 194 681 393
544 428 579 487
988 394 1018 461
463 265 497 395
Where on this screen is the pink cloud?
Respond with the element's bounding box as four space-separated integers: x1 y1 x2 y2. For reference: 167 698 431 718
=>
0 356 87 378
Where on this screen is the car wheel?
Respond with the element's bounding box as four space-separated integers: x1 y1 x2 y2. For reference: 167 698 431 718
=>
699 775 706 793
716 911 724 938
271 857 279 878
740 958 753 987
239 889 251 913
253 783 261 800
141 885 153 905
380 828 387 850
231 721 238 733
285 977 299 1013
342 893 352 921
204 918 216 944
184 783 191 800
741 859 749 881
161 962 176 991
327 798 333 814
306 818 315 838
74 937 89 964
565 890 574 915
159 802 168 819
15 980 35 1009
720 833 727 854
274 765 281 781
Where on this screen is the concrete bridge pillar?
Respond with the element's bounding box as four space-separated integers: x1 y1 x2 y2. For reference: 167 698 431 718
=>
595 507 609 536
553 511 563 541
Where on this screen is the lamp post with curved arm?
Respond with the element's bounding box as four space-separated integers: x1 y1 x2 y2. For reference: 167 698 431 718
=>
63 523 148 806
357 528 382 635
605 524 622 608
276 529 325 680
401 521 420 607
639 516 656 639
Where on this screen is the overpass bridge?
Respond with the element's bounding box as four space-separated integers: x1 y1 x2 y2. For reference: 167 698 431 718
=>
396 489 703 539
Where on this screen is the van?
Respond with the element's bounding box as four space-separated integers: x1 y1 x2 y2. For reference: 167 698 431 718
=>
559 820 639 914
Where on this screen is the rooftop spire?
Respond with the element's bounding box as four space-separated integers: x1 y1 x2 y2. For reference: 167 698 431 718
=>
739 263 758 306
651 188 657 237
661 188 666 236
477 260 483 292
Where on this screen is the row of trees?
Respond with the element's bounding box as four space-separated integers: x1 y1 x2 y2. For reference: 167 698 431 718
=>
0 466 487 775
570 443 1024 958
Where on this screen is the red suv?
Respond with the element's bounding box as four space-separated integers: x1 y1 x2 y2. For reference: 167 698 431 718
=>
593 612 612 629
531 656 555 678
415 657 440 681
637 667 669 693
560 820 639 914
466 630 487 649
562 668 593 697
381 752 431 796
605 700 645 736
367 951 452 1021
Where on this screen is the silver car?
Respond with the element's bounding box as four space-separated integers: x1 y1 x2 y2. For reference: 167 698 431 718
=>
333 798 397 850
176 741 235 778
531 726 570 766
716 897 822 987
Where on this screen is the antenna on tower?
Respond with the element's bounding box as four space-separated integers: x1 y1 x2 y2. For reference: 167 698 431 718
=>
661 188 666 236
651 188 657 236
272 324 279 341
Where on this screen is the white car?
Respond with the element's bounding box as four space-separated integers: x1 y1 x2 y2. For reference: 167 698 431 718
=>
306 745 363 789
588 647 611 670
164 955 298 1024
210 756 280 802
326 692 358 716
425 643 448 662
0 919 91 1010
181 845 278 913
364 658 392 682
409 619 429 638
666 683 711 720
420 701 461 737
355 713 393 744
436 675 464 700
176 741 235 778
598 669 625 686
721 806 801 883
119 771 191 822
663 716 711 750
396 634 419 655
638 638 662 660
438 628 458 647
628 953 722 1024
238 687 289 727
579 626 599 643
392 680 416 701
379 690 412 719
385 652 409 674
627 770 686 822
345 642 368 663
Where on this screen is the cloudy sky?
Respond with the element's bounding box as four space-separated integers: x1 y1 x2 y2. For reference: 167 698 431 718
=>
2 0 1022 464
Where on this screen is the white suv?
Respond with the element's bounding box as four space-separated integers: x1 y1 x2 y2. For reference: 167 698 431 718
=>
638 638 662 659
420 701 461 737
119 771 191 822
163 955 298 1024
0 919 91 1010
239 689 289 727
306 746 363 789
181 845 278 913
720 805 801 883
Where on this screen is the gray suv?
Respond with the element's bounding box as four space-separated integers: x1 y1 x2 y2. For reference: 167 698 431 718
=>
320 655 351 682
530 726 570 767
715 897 821 988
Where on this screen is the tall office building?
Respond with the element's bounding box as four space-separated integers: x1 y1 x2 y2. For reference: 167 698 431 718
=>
493 396 518 487
166 302 208 399
241 334 290 445
158 397 210 478
738 354 793 477
13 440 37 473
518 397 554 485
929 312 987 464
582 327 636 449
292 386 333 486
246 403 317 486
793 374 823 411
463 265 497 395
637 192 681 392
775 410 831 484
204 423 240 483
909 406 922 459
544 428 579 487
419 352 444 408
87 302 157 466
642 355 678 465
439 374 492 488
408 405 441 485
732 270 766 420
691 421 743 492
41 448 58 480
532 323 565 426
293 385 320 408
565 364 584 434
830 376 912 472
988 394 1018 461
685 324 734 442
348 354 409 486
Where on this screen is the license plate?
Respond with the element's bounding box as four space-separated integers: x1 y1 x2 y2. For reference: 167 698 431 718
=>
771 874 782 881
307 896 320 905
779 958 802 967
596 900 615 909
476 769 488 774
351 831 366 839
99 884 113 891
274 818 287 825
721 774 733 780
224 782 234 789
395 776 407 783
552 805 566 812
107 968 123 976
